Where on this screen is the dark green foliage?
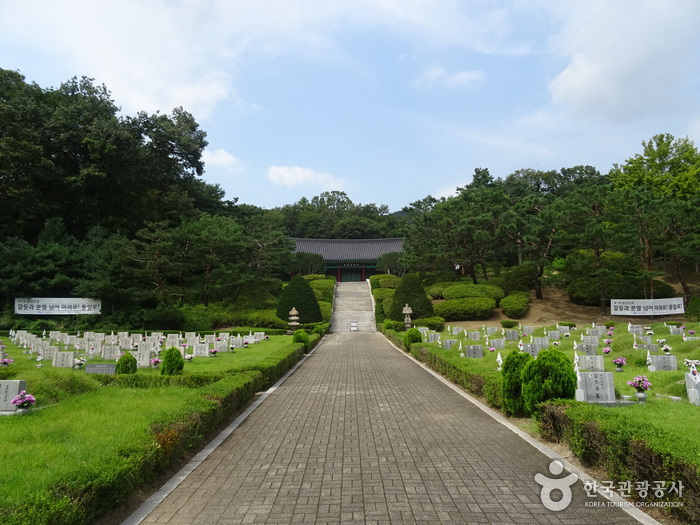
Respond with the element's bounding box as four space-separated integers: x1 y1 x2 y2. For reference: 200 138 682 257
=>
309 278 335 303
388 273 434 321
371 287 395 302
442 283 505 303
292 329 311 352
276 275 323 324
501 350 533 417
383 319 394 330
500 292 530 319
500 320 519 328
412 316 445 332
433 297 495 321
230 310 287 329
160 347 184 376
687 296 700 322
403 327 422 350
374 300 386 323
566 275 676 306
500 265 536 294
426 282 455 300
376 252 408 276
378 275 401 289
115 352 137 375
143 308 185 330
521 349 576 416
312 324 326 335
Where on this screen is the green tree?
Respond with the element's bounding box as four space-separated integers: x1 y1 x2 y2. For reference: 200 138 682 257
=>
276 275 323 323
521 349 576 416
501 350 533 417
161 347 184 376
388 273 434 321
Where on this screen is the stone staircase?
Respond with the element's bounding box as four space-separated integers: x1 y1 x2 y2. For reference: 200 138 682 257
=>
330 282 376 332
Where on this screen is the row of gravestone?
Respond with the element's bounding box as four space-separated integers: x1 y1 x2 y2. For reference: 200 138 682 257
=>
576 370 700 407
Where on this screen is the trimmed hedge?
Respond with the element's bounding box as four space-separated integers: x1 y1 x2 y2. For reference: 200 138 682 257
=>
537 401 700 524
276 275 323 324
500 291 530 319
309 279 335 303
388 273 434 321
442 283 505 304
433 297 496 321
412 316 446 332
566 276 676 306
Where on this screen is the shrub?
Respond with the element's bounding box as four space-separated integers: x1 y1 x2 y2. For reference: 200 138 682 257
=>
378 276 401 289
143 308 185 330
687 296 700 322
318 301 332 322
372 288 395 302
160 347 184 376
566 275 677 306
433 297 495 321
309 279 335 303
501 350 533 417
232 310 287 329
293 329 311 352
426 282 458 300
521 349 576 416
277 275 323 324
500 292 530 319
388 273 434 321
500 264 536 294
312 324 326 335
442 283 505 303
374 301 386 323
383 319 394 330
301 274 327 281
115 352 137 375
412 316 445 332
369 274 385 290
403 328 422 350
500 320 519 328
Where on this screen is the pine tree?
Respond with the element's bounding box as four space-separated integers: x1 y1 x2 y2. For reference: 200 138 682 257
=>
389 273 434 321
276 275 323 323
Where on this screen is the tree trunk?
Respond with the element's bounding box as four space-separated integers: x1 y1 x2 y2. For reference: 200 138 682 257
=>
534 265 544 300
674 256 692 304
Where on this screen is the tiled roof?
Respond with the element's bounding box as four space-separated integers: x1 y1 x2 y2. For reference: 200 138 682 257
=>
291 238 404 262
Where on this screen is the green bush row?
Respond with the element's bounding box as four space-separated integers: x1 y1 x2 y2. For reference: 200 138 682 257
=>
500 291 530 319
433 297 496 321
537 401 700 524
443 283 505 303
566 275 676 306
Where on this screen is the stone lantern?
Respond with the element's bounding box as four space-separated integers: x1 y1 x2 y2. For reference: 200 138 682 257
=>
402 304 413 331
288 307 300 335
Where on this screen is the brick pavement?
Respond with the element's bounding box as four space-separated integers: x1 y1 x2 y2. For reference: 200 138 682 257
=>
126 330 651 524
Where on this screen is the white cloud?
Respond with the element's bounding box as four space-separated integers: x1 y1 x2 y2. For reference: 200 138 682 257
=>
202 149 243 173
413 66 485 90
547 1 700 123
267 166 346 190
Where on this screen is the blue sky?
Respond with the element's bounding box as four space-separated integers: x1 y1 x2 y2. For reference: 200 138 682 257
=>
2 1 699 212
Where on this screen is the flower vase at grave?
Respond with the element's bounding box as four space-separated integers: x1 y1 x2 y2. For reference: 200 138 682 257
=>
634 391 647 403
615 366 623 372
15 407 31 415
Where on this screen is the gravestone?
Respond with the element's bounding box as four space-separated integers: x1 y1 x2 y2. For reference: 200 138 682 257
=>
134 350 151 368
53 351 76 368
488 339 505 350
557 324 570 333
103 346 121 361
578 344 597 356
450 326 464 335
638 335 652 344
582 336 599 346
443 339 458 350
417 327 429 338
427 333 441 343
486 326 499 335
628 325 643 336
533 337 550 348
84 363 117 375
464 345 483 359
467 331 481 341
204 334 216 345
254 332 266 342
521 343 540 357
638 343 659 354
575 372 617 404
670 327 683 336
648 355 677 372
579 355 605 372
230 336 243 348
587 327 606 337
0 380 27 414
685 374 700 406
522 326 534 334
547 330 561 340
684 336 700 341
504 330 519 340
194 344 210 357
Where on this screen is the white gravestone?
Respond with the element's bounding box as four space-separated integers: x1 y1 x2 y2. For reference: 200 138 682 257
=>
576 372 616 404
547 330 561 340
648 355 677 373
685 374 700 406
53 351 76 368
579 355 605 372
443 339 458 350
0 380 27 414
504 330 519 340
450 326 464 335
579 344 597 356
427 333 441 343
521 343 540 358
488 339 505 350
486 326 499 335
467 331 481 341
464 345 483 358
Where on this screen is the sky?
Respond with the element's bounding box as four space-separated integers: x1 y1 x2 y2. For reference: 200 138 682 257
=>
2 1 699 212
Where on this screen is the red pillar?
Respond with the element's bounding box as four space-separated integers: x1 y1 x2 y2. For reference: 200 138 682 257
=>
337 266 341 282
361 265 365 281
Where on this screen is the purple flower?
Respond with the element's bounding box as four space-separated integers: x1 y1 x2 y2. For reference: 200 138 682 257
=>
489 347 496 352
11 390 36 408
627 375 652 392
612 356 626 366
602 347 611 354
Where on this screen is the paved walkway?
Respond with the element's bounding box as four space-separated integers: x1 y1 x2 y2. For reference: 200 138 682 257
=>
330 282 376 332
125 283 650 524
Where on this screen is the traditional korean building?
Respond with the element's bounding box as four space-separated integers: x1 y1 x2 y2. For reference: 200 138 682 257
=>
291 238 403 282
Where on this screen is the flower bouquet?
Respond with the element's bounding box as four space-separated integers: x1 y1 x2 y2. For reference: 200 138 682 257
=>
612 356 626 371
11 390 36 409
602 347 611 354
1 357 14 366
210 348 218 356
627 375 652 392
150 357 162 367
